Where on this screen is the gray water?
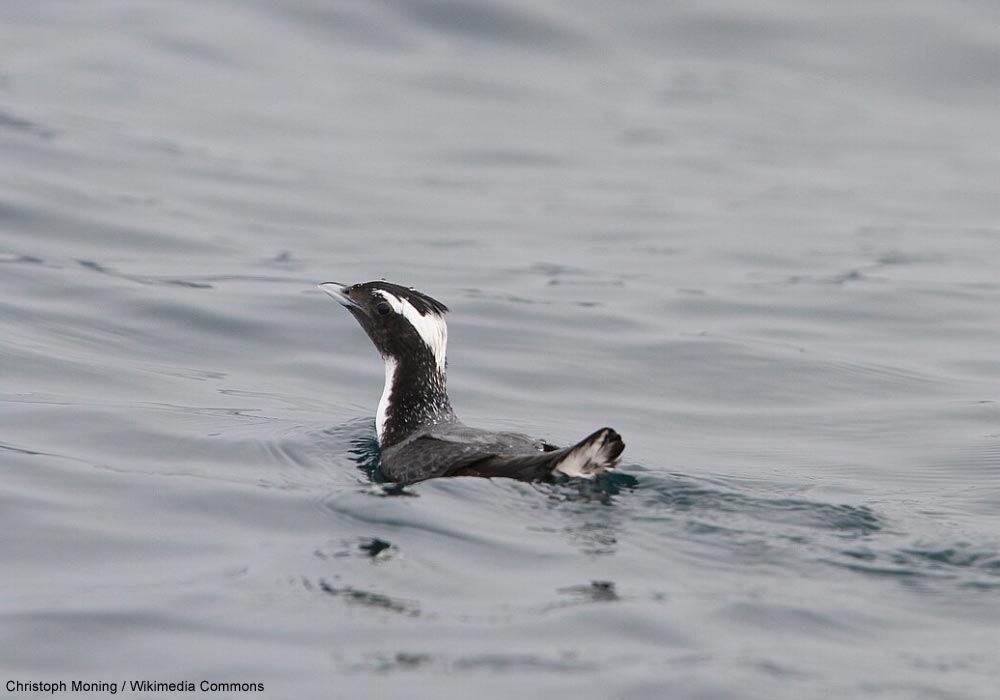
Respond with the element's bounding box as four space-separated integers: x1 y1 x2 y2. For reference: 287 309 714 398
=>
2 1 1000 698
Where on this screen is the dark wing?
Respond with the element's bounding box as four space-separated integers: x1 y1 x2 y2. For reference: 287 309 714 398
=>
380 425 624 484
379 435 508 484
421 423 543 449
380 432 569 484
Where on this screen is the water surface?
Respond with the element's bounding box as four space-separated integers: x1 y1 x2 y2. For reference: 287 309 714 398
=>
2 1 1000 698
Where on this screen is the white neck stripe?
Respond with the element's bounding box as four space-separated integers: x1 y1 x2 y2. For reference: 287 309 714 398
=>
374 290 447 372
376 356 397 442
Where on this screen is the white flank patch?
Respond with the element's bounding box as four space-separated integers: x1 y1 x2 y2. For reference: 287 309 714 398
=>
374 290 448 371
555 429 617 478
376 356 398 442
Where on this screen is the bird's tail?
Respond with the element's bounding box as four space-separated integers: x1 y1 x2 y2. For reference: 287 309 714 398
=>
448 427 625 481
552 427 624 478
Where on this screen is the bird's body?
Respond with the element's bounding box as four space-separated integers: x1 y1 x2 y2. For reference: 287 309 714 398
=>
320 281 624 485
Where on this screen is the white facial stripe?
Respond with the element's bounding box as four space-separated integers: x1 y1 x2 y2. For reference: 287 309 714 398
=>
376 356 397 442
374 290 447 371
373 289 404 314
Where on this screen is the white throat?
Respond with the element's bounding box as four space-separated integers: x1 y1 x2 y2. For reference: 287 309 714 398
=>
376 356 397 442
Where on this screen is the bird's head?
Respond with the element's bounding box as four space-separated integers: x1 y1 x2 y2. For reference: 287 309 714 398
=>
319 281 449 371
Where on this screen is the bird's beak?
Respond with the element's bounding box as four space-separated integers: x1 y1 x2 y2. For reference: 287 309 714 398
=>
318 282 361 309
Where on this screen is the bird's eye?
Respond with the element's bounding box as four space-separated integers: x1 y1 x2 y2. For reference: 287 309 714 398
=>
375 301 392 316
